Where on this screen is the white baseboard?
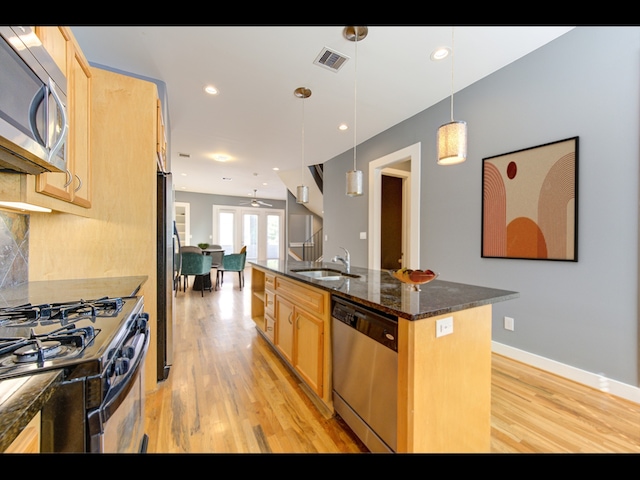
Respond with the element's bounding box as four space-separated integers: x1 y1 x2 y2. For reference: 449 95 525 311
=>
492 342 640 405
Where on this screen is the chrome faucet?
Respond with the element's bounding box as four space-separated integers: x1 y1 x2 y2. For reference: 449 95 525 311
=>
332 247 351 274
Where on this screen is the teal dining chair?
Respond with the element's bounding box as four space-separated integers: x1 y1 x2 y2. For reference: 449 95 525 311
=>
216 247 247 290
180 251 213 296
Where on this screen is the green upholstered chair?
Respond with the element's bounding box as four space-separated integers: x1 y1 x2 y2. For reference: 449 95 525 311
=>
178 246 203 291
216 248 247 290
180 251 213 296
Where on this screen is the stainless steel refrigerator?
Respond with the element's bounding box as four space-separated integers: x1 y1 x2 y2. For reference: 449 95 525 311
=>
157 171 178 381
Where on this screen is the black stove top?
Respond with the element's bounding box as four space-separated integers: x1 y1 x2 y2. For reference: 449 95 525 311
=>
0 297 124 326
0 296 142 381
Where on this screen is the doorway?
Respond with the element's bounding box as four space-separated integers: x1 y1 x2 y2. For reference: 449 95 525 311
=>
368 143 421 270
213 205 284 261
380 174 404 269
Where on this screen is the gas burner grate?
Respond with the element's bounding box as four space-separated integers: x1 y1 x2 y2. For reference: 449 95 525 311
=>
0 324 99 365
0 297 123 326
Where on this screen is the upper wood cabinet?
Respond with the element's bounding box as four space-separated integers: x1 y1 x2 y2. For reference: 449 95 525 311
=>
34 26 92 208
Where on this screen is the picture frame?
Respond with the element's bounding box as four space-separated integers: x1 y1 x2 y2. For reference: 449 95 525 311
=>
481 136 578 261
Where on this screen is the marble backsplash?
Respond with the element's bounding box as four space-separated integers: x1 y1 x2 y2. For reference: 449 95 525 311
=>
0 211 29 288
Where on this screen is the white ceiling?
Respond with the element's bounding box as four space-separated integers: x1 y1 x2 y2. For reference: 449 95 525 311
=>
71 25 574 202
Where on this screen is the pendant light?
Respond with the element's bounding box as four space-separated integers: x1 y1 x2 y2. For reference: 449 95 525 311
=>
437 27 467 166
294 87 311 204
344 26 367 196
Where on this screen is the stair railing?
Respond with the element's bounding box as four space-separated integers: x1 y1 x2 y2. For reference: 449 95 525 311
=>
302 228 323 262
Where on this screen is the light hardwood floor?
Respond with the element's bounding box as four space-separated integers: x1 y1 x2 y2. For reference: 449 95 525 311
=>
144 268 640 454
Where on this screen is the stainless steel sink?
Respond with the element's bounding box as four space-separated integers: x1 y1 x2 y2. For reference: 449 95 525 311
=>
291 268 360 281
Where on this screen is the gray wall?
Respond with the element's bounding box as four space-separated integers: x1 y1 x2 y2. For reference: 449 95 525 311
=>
324 27 640 387
174 190 286 247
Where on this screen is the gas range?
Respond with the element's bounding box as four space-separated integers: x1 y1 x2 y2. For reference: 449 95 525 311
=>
0 284 150 453
0 296 139 381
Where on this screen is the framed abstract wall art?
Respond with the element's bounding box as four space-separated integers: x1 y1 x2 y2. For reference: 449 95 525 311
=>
481 136 578 261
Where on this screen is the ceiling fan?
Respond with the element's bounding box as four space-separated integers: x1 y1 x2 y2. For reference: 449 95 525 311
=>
240 189 272 208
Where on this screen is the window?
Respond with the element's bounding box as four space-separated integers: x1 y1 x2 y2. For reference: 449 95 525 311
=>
218 210 235 253
212 206 284 260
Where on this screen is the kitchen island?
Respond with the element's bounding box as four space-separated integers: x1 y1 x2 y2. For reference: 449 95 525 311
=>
249 260 518 453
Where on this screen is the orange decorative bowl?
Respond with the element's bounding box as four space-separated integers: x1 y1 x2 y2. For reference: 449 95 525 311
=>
389 268 438 291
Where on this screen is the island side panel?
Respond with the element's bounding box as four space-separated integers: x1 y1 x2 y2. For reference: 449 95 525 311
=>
397 304 492 453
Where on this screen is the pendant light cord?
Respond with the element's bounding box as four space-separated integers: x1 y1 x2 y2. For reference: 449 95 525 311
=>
301 94 305 183
353 30 358 171
450 27 455 123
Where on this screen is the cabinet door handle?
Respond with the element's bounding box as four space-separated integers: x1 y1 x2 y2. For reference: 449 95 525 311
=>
63 170 72 188
74 174 82 192
288 312 293 325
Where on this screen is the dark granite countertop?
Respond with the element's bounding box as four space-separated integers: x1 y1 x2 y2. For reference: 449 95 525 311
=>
0 275 148 308
0 370 63 452
250 260 518 320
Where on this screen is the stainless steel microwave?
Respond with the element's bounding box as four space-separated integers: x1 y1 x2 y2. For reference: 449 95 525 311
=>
0 26 68 175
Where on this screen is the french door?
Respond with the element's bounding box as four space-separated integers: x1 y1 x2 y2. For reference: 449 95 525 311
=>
213 206 284 262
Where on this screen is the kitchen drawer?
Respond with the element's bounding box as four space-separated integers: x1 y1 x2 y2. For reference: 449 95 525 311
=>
264 313 275 343
275 276 327 318
265 273 275 291
265 289 275 317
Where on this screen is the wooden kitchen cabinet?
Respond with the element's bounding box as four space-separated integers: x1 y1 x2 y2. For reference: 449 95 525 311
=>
275 294 323 394
274 294 295 364
34 26 92 208
264 312 275 343
291 304 324 395
250 267 266 332
251 267 276 342
264 280 275 342
4 412 40 454
250 266 331 411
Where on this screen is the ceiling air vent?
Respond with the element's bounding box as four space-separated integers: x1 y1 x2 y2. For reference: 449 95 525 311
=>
314 47 350 73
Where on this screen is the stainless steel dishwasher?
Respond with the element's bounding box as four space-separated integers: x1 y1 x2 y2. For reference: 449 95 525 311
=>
331 296 398 453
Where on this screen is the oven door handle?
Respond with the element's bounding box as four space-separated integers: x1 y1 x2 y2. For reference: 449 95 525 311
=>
99 329 149 425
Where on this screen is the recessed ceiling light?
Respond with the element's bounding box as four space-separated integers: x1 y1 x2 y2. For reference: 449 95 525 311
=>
431 46 451 61
213 154 231 162
204 85 218 95
338 123 348 131
272 167 279 171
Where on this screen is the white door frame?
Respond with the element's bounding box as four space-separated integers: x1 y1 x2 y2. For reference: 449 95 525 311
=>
212 205 284 260
368 143 421 270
